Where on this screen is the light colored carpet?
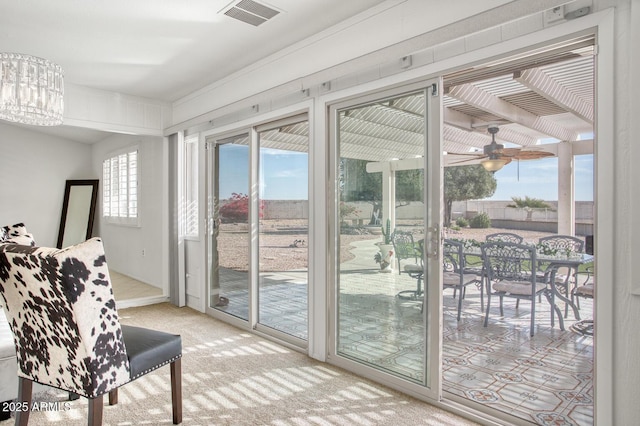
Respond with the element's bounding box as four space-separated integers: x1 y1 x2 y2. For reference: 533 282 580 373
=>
7 303 478 425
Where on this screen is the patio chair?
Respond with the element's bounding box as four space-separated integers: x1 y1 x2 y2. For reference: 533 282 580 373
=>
0 238 183 425
538 235 585 316
570 266 595 335
391 230 421 276
482 241 561 337
572 266 595 308
393 232 424 300
443 239 482 321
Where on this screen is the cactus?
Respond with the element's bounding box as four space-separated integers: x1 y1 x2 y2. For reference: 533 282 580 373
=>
381 218 392 244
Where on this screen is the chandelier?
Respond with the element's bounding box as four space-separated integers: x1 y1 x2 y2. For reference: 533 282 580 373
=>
0 53 64 126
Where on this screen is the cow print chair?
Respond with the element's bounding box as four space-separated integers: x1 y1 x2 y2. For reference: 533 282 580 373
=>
0 237 182 425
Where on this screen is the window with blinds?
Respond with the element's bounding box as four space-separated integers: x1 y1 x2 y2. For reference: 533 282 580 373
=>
102 149 139 225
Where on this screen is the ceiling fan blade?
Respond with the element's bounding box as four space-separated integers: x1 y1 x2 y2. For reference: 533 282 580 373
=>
445 151 483 156
501 148 554 160
447 155 488 165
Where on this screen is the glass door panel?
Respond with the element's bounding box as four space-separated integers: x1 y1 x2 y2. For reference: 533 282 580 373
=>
335 88 437 386
256 118 309 341
208 134 250 320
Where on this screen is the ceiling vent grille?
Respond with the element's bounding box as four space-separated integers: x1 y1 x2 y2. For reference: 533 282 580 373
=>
222 0 280 26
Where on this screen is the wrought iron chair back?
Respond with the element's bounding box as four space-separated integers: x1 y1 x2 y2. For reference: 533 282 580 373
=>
443 239 464 272
485 232 524 244
481 241 559 337
537 235 585 317
391 230 420 275
538 235 585 253
482 241 535 282
443 239 481 321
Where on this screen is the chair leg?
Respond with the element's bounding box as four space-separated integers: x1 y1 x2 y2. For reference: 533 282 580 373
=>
530 297 536 337
456 284 464 321
109 389 118 405
16 377 33 426
483 292 491 327
88 395 103 426
171 359 183 424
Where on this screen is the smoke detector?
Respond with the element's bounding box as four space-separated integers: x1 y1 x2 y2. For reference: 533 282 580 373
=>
220 0 281 26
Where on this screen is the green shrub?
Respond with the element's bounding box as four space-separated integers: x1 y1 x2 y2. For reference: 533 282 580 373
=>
469 212 491 228
455 217 469 228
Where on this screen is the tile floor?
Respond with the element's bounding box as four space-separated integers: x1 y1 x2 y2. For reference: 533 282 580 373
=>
213 237 594 426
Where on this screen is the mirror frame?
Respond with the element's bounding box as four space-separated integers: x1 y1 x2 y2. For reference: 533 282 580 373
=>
56 179 99 249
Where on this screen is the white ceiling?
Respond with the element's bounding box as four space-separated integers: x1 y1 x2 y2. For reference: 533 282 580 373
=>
0 0 386 102
1 0 388 142
1 0 595 154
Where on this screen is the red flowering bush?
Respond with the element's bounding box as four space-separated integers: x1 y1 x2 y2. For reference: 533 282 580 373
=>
220 193 264 222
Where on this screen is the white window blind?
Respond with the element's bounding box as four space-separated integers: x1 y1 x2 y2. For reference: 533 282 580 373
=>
103 150 139 225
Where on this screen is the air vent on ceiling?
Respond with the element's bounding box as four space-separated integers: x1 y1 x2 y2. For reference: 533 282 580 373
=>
221 0 280 27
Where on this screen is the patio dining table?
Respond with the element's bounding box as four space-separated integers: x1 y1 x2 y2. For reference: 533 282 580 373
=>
461 245 594 331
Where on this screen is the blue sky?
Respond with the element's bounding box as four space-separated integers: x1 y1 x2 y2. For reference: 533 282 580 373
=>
218 145 309 200
487 154 593 201
219 145 593 202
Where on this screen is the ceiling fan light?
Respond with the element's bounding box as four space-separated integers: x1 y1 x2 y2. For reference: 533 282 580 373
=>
481 157 507 172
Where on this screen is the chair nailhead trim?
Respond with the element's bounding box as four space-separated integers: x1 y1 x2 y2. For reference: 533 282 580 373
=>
130 354 182 381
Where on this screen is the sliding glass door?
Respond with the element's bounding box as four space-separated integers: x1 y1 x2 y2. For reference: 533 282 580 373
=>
330 80 442 398
206 115 309 345
208 134 251 321
255 116 309 341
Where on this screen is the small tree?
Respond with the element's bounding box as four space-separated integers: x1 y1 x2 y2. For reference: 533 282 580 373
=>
219 193 264 222
444 165 497 226
507 196 552 221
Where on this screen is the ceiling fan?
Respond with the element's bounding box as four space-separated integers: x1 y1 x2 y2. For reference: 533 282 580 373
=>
448 125 554 172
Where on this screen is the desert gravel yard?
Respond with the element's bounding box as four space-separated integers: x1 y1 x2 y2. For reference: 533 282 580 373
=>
216 219 559 272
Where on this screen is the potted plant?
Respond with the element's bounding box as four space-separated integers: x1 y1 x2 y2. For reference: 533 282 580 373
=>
375 219 394 272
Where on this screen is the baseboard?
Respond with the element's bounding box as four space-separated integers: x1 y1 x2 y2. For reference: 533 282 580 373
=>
117 296 169 310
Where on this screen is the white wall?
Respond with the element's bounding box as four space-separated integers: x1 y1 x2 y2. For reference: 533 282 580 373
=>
91 133 165 289
0 122 94 246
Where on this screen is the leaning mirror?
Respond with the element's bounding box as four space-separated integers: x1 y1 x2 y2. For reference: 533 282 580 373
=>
57 180 99 249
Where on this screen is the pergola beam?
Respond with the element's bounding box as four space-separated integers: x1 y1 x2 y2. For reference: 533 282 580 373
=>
443 125 487 150
444 108 538 147
447 83 579 141
514 69 593 124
